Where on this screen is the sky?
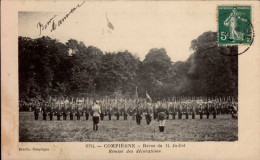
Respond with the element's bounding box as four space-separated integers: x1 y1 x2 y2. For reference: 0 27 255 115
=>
18 1 216 62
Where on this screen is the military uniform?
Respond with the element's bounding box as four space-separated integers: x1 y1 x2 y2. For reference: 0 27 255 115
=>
34 105 40 120
199 105 203 119
205 104 210 119
184 105 189 119
115 111 120 120
145 103 152 125
100 105 105 121
69 104 74 120
62 105 68 120
49 106 54 121
107 107 112 120
153 105 157 120
56 107 62 120
42 105 47 121
84 105 90 120
191 105 195 119
172 106 176 120
135 109 142 125
212 104 217 119
178 105 182 119
76 106 81 120
123 107 128 120
92 101 101 131
157 107 166 132
115 106 120 120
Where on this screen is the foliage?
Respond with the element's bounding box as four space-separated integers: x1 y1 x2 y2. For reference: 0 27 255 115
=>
18 31 238 101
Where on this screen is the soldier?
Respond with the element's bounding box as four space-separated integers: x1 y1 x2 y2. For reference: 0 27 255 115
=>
212 102 217 119
107 106 112 120
171 104 176 120
205 102 210 119
198 101 203 119
184 103 189 119
42 102 47 121
231 102 238 119
75 105 79 120
191 103 196 119
145 101 152 125
114 102 120 120
157 104 167 132
100 104 105 121
62 102 68 120
69 102 75 120
177 103 182 119
49 104 54 121
153 103 157 120
135 108 142 125
165 108 170 120
84 103 90 120
115 111 120 120
92 100 101 131
56 105 62 121
163 101 169 120
34 103 40 120
76 106 81 120
123 106 128 120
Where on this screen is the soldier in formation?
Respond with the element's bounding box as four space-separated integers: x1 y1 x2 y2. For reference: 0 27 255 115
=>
20 96 238 127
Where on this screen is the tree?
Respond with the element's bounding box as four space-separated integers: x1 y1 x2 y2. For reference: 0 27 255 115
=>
187 31 238 97
138 48 172 99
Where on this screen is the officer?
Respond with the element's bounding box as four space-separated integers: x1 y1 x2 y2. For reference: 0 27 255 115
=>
92 100 101 131
135 108 142 125
157 104 166 132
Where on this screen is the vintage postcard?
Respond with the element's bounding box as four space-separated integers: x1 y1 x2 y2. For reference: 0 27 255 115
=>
1 0 260 159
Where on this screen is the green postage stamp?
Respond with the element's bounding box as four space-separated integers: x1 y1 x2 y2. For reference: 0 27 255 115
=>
218 6 252 45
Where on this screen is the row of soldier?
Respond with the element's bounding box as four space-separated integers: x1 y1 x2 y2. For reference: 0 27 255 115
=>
20 97 238 123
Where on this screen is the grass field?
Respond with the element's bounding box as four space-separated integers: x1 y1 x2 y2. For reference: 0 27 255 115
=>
19 112 238 142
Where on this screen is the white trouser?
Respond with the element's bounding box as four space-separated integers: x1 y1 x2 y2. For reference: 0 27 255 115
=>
158 120 166 126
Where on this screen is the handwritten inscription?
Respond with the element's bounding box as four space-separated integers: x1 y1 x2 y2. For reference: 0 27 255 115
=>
37 15 57 36
37 1 86 36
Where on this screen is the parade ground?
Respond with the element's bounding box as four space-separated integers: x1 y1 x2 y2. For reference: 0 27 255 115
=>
19 112 238 142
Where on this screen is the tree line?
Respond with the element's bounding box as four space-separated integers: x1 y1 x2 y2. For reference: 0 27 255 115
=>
19 31 238 102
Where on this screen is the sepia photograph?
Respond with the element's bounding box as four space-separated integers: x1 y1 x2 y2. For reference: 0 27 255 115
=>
2 0 260 159
18 1 239 142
